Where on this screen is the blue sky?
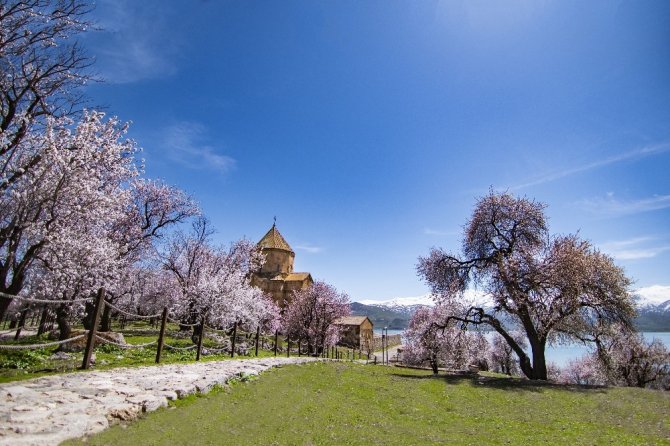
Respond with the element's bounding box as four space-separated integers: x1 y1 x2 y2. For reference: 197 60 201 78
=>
82 0 670 302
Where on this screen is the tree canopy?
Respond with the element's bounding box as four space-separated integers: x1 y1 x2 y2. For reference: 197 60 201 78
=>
417 190 635 380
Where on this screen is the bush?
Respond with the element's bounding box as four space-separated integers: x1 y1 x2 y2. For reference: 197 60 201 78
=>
0 349 46 370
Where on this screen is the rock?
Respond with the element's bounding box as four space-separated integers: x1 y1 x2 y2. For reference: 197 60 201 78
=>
2 386 39 399
49 352 73 361
107 404 142 422
59 330 127 352
159 390 178 401
142 397 167 412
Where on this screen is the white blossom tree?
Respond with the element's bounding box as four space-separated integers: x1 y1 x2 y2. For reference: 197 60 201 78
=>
160 218 278 339
3 111 137 322
11 111 142 336
1 0 95 314
1 0 92 187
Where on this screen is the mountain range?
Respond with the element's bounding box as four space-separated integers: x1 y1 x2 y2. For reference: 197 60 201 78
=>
352 293 670 332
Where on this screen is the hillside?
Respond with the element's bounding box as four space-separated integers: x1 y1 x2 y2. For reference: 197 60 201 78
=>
351 299 670 332
636 300 670 331
349 302 416 330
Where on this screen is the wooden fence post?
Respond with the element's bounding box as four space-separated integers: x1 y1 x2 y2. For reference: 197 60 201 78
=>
82 288 105 370
274 330 278 356
155 307 168 363
230 321 237 358
13 308 28 341
255 326 260 356
196 316 205 361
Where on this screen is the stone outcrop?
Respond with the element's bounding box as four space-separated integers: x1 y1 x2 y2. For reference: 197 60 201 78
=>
0 357 319 445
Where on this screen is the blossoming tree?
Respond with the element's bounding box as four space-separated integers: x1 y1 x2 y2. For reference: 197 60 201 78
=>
281 281 351 356
417 190 635 380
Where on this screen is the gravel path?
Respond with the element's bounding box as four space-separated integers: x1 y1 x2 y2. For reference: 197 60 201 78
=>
0 357 320 446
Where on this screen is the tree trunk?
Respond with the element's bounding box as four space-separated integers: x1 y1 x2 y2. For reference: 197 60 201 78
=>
56 305 72 342
99 303 113 332
0 296 11 321
82 300 95 330
430 352 439 375
37 306 49 336
0 281 24 320
528 336 548 380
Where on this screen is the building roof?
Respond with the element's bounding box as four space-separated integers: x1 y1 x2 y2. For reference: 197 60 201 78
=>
284 272 313 282
334 316 373 327
258 224 293 252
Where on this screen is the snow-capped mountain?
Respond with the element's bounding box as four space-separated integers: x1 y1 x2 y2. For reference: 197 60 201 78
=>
354 285 670 331
634 285 670 313
359 289 492 310
359 294 433 308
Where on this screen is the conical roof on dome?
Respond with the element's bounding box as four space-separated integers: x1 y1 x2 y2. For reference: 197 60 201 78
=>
258 224 293 252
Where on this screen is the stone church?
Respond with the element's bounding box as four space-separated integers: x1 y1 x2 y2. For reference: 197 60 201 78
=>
250 224 313 305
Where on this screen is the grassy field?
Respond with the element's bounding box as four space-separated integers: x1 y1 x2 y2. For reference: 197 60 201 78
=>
67 362 670 446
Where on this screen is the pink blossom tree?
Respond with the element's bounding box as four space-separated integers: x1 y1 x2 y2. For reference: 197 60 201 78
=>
417 191 635 380
590 325 670 389
558 356 605 386
488 331 527 376
403 302 490 374
281 281 350 356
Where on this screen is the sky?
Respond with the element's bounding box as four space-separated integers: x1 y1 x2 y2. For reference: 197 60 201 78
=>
80 0 670 303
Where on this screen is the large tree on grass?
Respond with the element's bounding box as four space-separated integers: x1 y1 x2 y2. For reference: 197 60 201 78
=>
417 191 635 380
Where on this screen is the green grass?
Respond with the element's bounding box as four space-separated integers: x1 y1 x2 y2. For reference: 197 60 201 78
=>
67 362 670 446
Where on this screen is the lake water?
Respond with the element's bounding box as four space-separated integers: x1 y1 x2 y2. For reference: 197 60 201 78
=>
543 332 670 367
375 329 670 367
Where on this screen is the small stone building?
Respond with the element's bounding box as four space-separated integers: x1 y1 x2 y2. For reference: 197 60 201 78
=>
250 224 313 306
334 316 374 351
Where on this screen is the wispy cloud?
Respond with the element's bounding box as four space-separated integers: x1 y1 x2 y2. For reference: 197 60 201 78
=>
294 245 323 254
601 236 670 260
512 143 670 190
579 193 670 217
88 0 180 84
163 122 235 172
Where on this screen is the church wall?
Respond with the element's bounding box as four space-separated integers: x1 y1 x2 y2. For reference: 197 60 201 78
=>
260 249 294 274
